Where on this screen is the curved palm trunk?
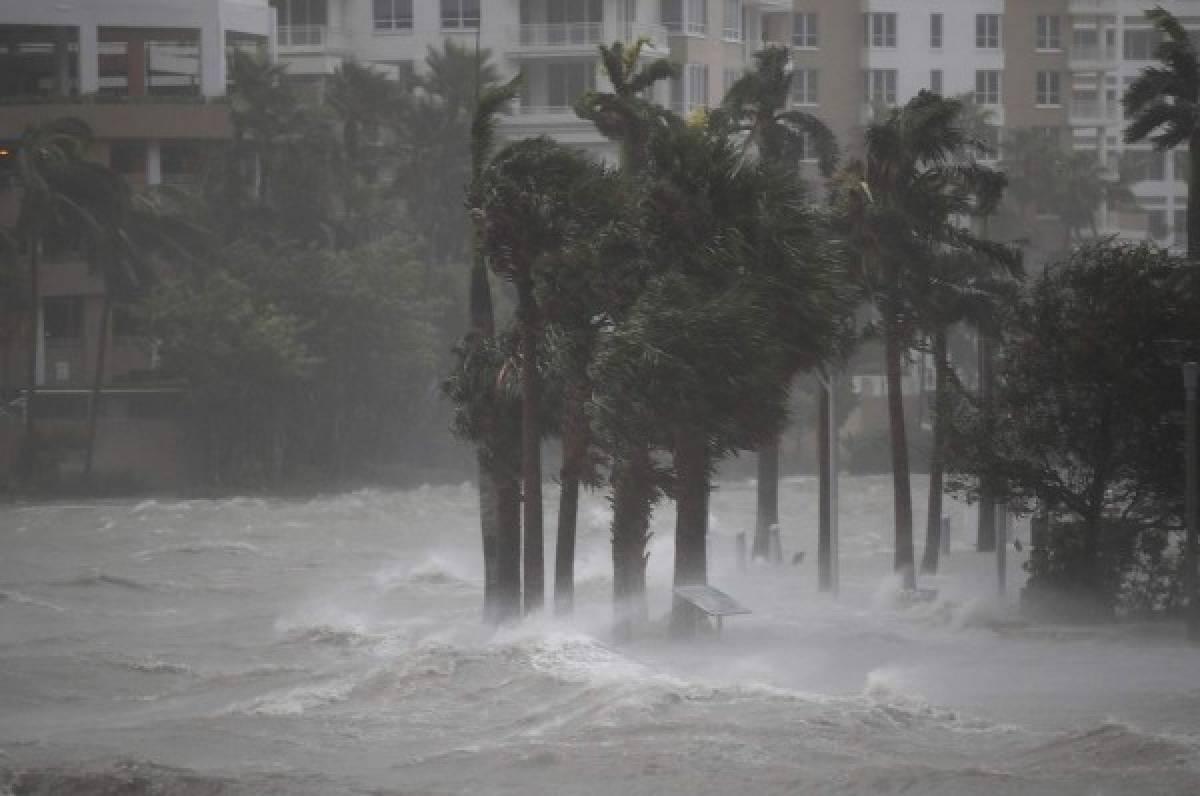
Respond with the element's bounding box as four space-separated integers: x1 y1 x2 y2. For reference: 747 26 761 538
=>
818 386 832 591
19 239 40 484
921 328 949 575
468 251 503 623
670 430 710 639
611 444 652 640
517 277 544 615
83 289 114 485
884 296 916 591
554 381 588 615
752 439 780 561
495 468 523 623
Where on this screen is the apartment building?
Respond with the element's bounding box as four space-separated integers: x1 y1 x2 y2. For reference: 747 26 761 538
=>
270 0 795 157
0 0 274 485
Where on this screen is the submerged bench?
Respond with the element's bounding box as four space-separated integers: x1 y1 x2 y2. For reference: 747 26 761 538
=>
672 584 751 636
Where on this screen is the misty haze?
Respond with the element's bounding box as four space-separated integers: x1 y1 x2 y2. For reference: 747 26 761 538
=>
2 1 1199 795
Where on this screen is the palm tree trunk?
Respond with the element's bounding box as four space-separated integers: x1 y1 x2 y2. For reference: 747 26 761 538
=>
921 327 948 575
495 468 523 623
469 242 499 623
670 430 710 639
753 438 780 560
83 289 114 485
611 445 652 640
517 277 544 615
19 239 40 484
976 333 996 552
554 382 588 616
884 302 916 590
478 451 500 623
818 385 832 591
1189 130 1200 261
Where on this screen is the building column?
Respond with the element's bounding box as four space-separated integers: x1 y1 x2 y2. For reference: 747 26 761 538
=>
79 24 99 94
147 141 162 186
201 23 227 97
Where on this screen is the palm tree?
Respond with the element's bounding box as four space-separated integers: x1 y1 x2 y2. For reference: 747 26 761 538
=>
1123 6 1200 259
467 72 521 623
475 138 607 616
575 37 677 631
10 118 100 483
575 37 678 172
837 91 1008 590
718 45 837 562
327 60 396 174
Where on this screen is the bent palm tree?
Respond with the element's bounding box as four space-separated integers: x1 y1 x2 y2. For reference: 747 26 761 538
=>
718 45 837 562
1123 6 1200 259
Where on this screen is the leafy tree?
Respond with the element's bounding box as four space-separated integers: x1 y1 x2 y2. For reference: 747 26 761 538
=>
946 242 1198 616
1123 6 1200 259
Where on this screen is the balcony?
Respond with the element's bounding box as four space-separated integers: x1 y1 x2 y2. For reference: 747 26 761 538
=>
1068 0 1119 13
509 22 667 56
1069 99 1121 124
276 25 350 53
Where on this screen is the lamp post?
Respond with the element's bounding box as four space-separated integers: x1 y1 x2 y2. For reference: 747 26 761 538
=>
1184 361 1198 641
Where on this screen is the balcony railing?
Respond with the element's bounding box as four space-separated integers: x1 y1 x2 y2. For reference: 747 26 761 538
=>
1069 100 1121 121
277 25 348 51
514 103 577 116
516 23 603 47
510 22 667 53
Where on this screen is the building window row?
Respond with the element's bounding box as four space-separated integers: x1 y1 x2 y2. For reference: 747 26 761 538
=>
371 0 481 32
723 0 743 42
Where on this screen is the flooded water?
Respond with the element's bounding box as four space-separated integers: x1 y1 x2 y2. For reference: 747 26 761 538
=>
1 476 1198 795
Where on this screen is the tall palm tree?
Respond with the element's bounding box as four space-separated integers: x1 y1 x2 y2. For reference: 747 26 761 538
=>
718 45 837 562
327 60 396 174
11 118 100 483
1123 6 1200 259
475 138 607 616
575 37 677 631
468 72 521 623
837 91 1008 590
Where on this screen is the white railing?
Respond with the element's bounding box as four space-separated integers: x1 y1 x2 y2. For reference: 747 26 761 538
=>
514 104 577 115
516 23 604 47
511 22 668 52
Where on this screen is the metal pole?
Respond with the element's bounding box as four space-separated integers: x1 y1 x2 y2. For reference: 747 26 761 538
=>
1184 362 1199 641
995 500 1007 598
829 372 840 596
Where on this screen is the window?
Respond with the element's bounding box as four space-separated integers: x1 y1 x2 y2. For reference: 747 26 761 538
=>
274 0 328 29
1036 71 1061 106
43 297 83 344
441 0 480 29
797 131 818 163
662 0 706 35
794 12 818 48
930 13 942 48
1175 149 1190 181
930 69 942 95
976 14 1000 49
545 61 595 108
671 63 708 113
1175 208 1187 242
864 13 896 48
1037 15 1061 50
723 0 742 41
791 68 818 105
1124 28 1161 60
864 69 897 105
373 0 413 31
1147 208 1168 240
975 70 1000 105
